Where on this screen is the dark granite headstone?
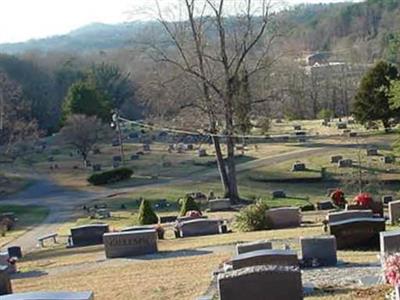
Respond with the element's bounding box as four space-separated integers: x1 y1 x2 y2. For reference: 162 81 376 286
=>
70 224 109 247
330 155 343 163
317 200 334 210
0 291 93 299
7 246 22 259
103 230 158 258
159 215 177 223
0 265 11 295
367 148 378 156
92 164 102 172
292 163 306 172
272 190 286 198
329 218 385 249
218 265 303 300
382 195 394 204
338 159 353 168
300 235 337 266
231 249 298 270
113 156 122 162
198 149 207 157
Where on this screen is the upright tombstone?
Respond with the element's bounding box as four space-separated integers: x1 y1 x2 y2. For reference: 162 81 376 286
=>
300 236 337 266
265 207 301 229
329 218 385 249
327 210 373 223
337 123 347 129
292 162 306 172
143 144 151 152
330 155 343 163
389 200 400 224
293 125 301 131
367 147 378 156
272 190 286 199
92 164 102 172
338 159 353 168
198 149 207 157
178 219 222 238
0 265 12 295
70 224 109 247
317 200 334 210
382 195 394 204
236 240 272 255
113 155 122 162
231 249 298 270
218 265 303 300
103 230 158 258
380 230 400 262
0 292 94 300
383 156 396 164
208 199 231 212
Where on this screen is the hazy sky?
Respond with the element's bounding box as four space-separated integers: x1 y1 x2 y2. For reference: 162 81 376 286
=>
0 0 361 44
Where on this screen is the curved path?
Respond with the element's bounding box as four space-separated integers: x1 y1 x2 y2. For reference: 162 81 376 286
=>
0 139 382 253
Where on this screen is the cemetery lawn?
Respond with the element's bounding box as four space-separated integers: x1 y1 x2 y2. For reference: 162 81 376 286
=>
0 173 32 198
0 204 49 247
15 220 395 299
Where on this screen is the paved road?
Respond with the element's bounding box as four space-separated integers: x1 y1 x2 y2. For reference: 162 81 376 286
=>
0 139 382 253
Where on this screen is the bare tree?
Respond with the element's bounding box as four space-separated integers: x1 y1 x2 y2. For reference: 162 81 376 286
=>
143 0 281 203
0 72 40 159
60 114 108 166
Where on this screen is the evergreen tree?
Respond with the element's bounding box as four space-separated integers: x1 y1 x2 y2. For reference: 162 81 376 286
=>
138 199 158 225
63 81 111 122
179 196 201 216
353 61 399 130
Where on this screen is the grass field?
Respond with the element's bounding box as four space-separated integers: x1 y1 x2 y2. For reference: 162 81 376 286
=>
0 205 49 248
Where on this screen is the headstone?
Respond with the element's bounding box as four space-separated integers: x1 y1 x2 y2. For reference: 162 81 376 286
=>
0 292 94 300
130 154 140 160
272 190 286 198
317 200 334 210
143 144 151 152
329 218 385 249
231 249 298 270
349 132 357 137
337 123 347 129
0 265 11 295
113 156 122 162
178 219 222 237
292 162 306 172
327 210 373 223
382 156 395 164
159 216 177 223
300 235 337 266
338 159 353 168
293 125 301 131
92 164 102 172
330 155 343 163
218 265 303 300
389 200 400 224
186 144 194 151
70 224 109 247
208 199 231 211
382 195 394 204
198 149 207 157
103 230 158 258
112 162 120 169
367 148 378 156
7 247 22 259
112 140 120 147
176 215 207 222
265 207 301 229
236 240 272 255
380 230 400 261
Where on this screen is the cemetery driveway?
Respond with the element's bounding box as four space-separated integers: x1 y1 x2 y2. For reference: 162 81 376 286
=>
0 177 104 253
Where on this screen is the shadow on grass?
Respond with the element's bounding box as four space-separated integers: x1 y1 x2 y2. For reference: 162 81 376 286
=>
11 270 48 279
128 249 213 261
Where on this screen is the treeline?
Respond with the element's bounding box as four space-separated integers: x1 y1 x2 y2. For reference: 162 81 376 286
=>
0 53 143 134
282 0 400 64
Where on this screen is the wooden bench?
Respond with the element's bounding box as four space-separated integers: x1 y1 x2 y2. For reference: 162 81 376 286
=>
37 233 58 247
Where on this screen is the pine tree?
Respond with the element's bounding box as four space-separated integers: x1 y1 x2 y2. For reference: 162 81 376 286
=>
353 61 399 130
138 199 158 225
179 196 201 216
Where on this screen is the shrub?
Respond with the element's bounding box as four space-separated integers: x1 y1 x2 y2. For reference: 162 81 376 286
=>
138 199 158 225
235 201 271 232
179 195 201 216
87 168 133 185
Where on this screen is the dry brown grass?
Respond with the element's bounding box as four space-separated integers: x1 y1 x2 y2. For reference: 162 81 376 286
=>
14 252 229 300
